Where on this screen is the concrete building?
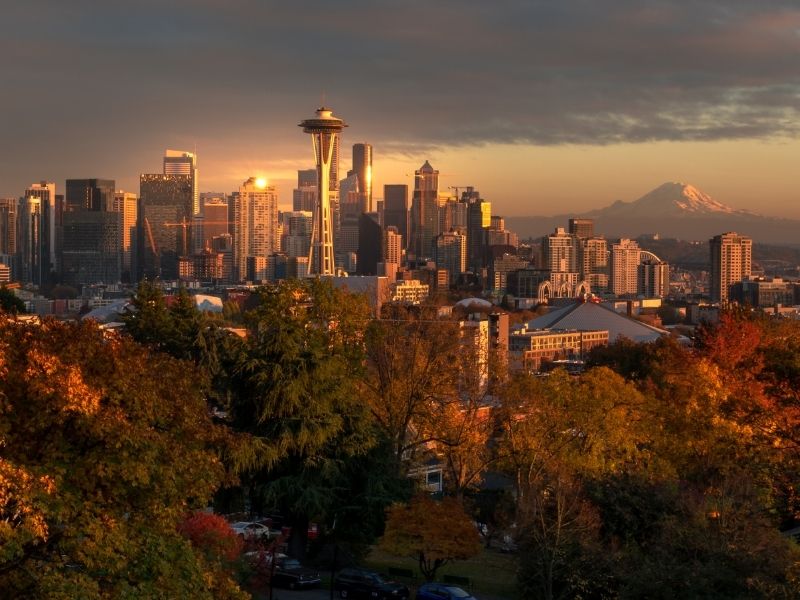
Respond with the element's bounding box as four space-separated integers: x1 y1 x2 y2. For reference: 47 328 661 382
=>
710 232 752 303
391 279 430 304
434 229 467 285
234 177 279 282
610 238 641 296
510 326 609 371
638 259 670 298
568 218 594 239
730 276 796 308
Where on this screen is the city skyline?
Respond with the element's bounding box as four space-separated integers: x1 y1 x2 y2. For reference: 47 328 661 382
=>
2 2 799 218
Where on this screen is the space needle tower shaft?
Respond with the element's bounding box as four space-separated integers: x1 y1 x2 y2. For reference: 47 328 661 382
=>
299 106 347 276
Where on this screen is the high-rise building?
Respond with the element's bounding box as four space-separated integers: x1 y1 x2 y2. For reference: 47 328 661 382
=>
299 106 347 275
65 179 114 213
0 199 18 274
384 226 403 266
61 211 121 286
338 171 362 258
356 212 381 276
293 169 318 213
544 227 579 273
138 174 193 280
409 161 439 263
580 237 609 293
710 232 752 303
384 184 409 248
352 143 373 211
200 194 230 249
17 183 57 286
638 260 670 298
435 229 467 285
280 211 313 258
610 238 641 296
568 218 594 239
465 191 491 274
163 150 199 216
111 191 138 282
234 177 278 282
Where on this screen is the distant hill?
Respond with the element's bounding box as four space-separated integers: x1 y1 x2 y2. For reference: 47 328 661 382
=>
507 182 800 244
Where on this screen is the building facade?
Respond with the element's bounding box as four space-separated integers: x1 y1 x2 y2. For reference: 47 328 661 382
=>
710 232 752 303
234 177 279 282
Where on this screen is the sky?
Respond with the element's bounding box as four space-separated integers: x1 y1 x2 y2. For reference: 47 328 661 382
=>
1 1 799 217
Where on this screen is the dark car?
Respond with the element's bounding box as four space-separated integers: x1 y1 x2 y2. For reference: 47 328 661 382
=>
334 567 410 599
271 556 322 590
415 582 476 600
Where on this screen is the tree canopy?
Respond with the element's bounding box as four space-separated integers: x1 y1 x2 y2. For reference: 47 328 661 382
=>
0 316 245 598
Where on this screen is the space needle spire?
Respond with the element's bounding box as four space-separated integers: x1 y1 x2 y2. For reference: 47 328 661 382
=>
299 106 347 276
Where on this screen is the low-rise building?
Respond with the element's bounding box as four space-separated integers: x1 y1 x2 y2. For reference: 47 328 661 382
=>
509 326 609 371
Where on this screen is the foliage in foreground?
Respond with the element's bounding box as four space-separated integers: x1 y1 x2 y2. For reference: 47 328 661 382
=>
0 316 246 599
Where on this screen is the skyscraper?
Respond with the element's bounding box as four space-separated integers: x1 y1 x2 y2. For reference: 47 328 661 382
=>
710 232 752 303
65 179 114 212
280 211 313 258
383 184 409 248
352 143 373 211
638 259 670 298
610 238 641 296
356 212 381 276
23 182 57 285
435 229 467 285
299 106 347 276
234 177 278 282
293 169 318 213
138 174 193 280
112 191 138 282
409 161 439 263
163 150 199 216
464 188 491 273
0 199 17 270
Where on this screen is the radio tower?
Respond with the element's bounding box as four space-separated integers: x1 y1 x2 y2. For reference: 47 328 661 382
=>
299 106 347 276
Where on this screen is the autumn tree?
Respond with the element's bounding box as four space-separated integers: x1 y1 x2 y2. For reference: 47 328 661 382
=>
381 494 481 582
361 305 462 473
0 316 247 598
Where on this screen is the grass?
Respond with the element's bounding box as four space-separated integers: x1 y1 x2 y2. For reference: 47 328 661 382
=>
363 546 518 600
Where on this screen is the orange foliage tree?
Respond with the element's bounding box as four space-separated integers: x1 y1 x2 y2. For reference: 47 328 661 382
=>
381 494 481 582
0 316 247 599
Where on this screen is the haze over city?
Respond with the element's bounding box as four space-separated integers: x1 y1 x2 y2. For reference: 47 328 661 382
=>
2 1 799 217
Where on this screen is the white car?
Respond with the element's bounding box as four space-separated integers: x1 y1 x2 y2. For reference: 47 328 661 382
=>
230 521 272 540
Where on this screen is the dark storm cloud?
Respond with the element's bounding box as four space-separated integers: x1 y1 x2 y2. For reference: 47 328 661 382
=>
1 0 799 192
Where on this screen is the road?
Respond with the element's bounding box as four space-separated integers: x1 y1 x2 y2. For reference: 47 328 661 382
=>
254 587 337 600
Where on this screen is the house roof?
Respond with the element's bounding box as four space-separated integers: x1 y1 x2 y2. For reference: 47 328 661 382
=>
527 301 667 343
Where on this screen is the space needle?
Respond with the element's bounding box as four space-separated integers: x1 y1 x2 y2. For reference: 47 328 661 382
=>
299 106 347 276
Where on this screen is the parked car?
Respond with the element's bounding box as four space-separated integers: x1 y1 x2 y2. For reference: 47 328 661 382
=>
415 583 476 600
229 521 272 540
334 567 410 599
272 555 322 589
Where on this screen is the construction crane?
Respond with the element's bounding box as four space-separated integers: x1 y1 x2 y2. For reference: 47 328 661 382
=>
143 217 160 277
448 186 473 200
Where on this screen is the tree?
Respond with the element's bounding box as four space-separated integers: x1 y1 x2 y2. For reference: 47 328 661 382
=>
0 286 25 314
0 316 247 598
230 279 376 557
361 305 462 473
381 494 481 582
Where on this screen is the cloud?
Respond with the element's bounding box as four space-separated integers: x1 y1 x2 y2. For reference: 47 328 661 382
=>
1 0 798 195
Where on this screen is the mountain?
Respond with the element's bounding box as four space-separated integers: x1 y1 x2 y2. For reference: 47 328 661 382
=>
506 182 800 243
